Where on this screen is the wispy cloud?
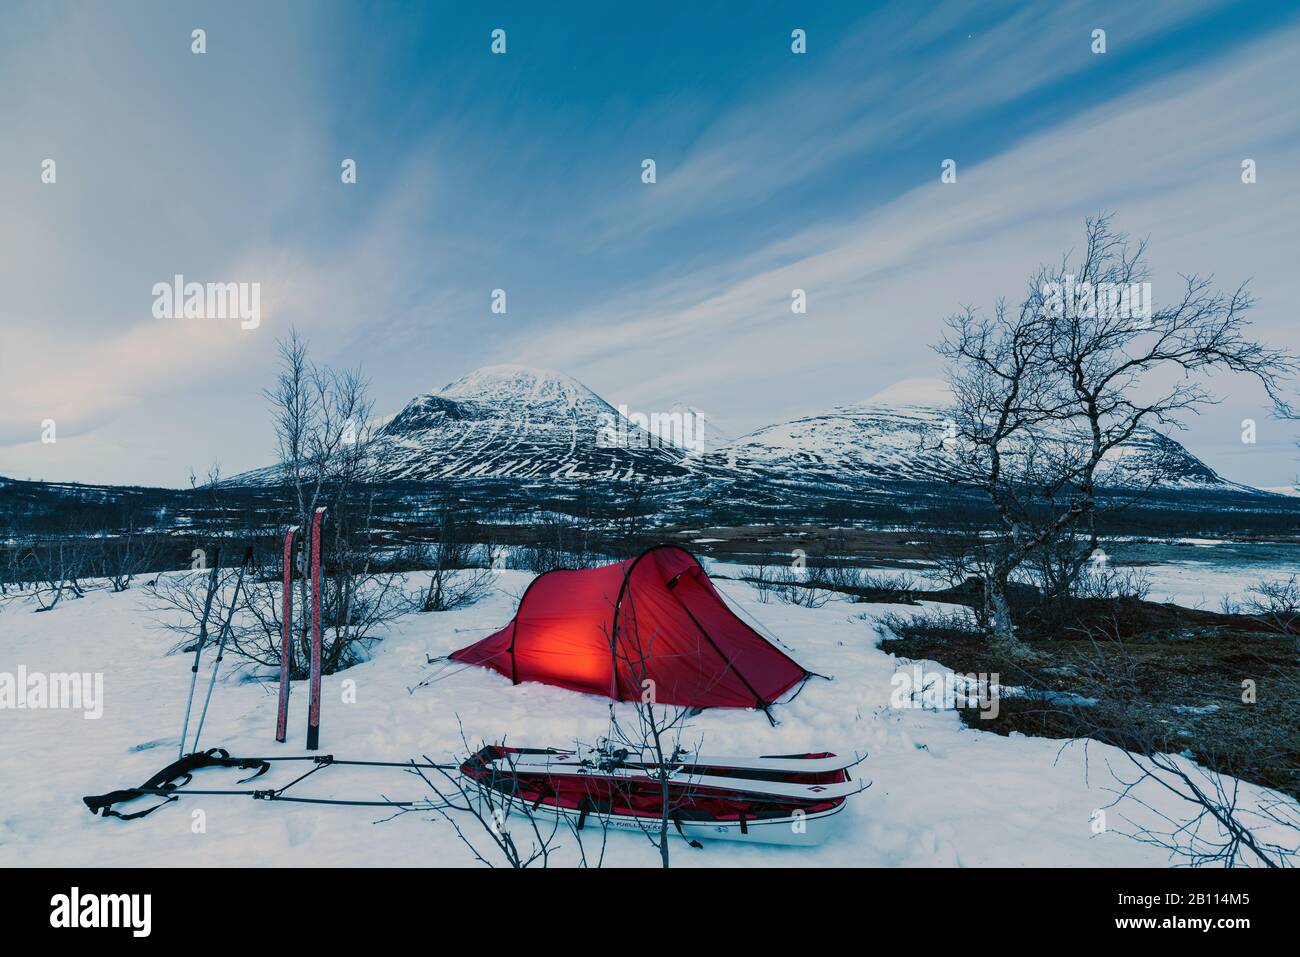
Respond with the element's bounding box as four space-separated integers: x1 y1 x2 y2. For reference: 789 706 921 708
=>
507 21 1300 485
578 0 1231 246
1 1 1294 485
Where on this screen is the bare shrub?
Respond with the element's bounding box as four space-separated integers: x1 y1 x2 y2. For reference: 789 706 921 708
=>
231 559 409 676
1069 618 1299 867
102 524 165 593
412 507 497 612
875 607 980 644
419 565 496 613
770 570 832 609
1241 575 1300 640
505 518 604 575
390 724 606 869
1072 562 1151 603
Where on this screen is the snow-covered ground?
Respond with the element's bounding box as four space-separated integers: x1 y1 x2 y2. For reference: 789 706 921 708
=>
1135 560 1270 611
1 571 1294 867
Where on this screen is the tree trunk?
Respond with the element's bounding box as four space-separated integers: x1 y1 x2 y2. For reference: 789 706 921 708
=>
983 574 1031 657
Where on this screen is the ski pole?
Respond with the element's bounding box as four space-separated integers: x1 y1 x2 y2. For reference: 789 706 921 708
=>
179 551 222 760
191 546 254 754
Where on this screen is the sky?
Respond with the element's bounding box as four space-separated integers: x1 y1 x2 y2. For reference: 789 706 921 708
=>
2 0 1298 489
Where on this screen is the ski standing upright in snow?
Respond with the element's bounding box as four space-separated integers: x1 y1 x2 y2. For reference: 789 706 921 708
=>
306 507 326 750
275 526 299 743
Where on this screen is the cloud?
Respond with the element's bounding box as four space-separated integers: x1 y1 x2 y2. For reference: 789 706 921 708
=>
579 0 1230 246
503 22 1300 481
2 1 1292 486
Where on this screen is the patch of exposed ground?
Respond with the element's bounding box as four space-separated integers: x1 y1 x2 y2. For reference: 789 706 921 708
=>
881 595 1300 801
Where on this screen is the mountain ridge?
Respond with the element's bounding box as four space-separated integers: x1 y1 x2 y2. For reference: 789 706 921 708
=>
229 364 1266 496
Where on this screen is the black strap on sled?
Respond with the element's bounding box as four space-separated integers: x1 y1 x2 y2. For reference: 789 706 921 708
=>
83 789 180 821
671 813 704 849
575 797 592 831
82 748 270 820
529 782 556 812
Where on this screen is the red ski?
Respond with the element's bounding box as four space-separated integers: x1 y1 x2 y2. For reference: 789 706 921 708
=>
275 526 299 743
306 507 326 750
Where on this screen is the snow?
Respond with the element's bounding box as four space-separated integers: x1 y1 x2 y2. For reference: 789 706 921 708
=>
438 364 592 412
1136 561 1281 611
1 573 1294 867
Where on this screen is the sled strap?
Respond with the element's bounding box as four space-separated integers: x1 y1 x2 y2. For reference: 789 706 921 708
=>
671 813 703 849
81 748 271 820
739 812 748 835
529 783 555 812
82 789 179 820
575 798 592 831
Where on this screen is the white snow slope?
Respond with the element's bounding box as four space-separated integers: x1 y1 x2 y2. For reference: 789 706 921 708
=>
1 572 1293 867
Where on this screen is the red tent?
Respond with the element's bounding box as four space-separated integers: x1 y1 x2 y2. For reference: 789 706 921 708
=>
451 546 809 715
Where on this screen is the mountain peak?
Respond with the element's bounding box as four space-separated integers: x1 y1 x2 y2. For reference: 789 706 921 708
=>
860 377 953 409
437 364 589 401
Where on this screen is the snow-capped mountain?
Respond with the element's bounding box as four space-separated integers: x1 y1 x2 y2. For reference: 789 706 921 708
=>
362 365 690 481
713 399 1239 491
230 364 1252 495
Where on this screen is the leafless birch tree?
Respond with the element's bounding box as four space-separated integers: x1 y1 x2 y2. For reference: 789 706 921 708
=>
937 214 1295 646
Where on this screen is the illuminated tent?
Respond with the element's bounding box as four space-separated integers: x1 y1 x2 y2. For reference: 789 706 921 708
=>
450 545 810 717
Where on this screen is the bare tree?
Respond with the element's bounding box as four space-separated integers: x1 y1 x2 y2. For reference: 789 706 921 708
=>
151 333 404 675
937 215 1296 646
260 331 405 676
26 520 98 612
103 518 164 593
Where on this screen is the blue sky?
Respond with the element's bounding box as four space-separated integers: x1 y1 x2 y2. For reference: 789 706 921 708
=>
2 0 1298 487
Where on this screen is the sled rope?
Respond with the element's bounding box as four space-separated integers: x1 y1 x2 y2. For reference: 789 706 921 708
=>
82 748 462 820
